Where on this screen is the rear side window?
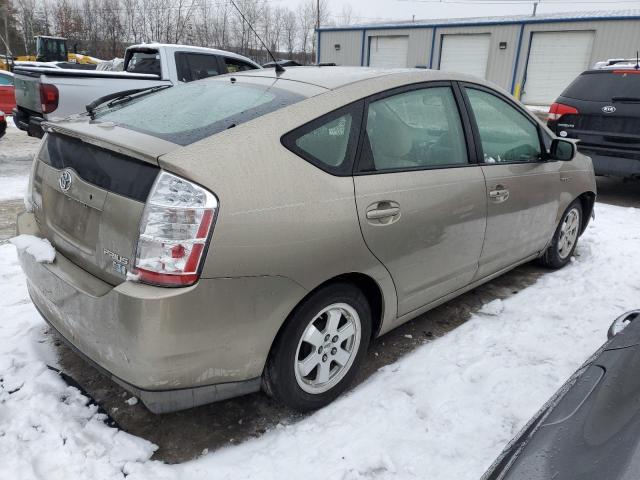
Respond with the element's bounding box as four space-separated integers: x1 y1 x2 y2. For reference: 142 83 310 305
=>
126 51 161 75
99 79 306 146
562 70 640 102
282 102 363 176
362 87 467 171
176 53 222 82
224 57 256 73
0 74 13 86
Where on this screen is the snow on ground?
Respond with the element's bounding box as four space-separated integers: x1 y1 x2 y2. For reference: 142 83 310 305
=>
0 174 28 201
0 117 39 200
1 203 639 480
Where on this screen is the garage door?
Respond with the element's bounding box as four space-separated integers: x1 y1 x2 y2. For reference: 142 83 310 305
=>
521 31 594 105
439 34 491 79
369 36 409 68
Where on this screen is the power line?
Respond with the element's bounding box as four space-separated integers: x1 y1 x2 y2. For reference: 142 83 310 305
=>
398 0 640 4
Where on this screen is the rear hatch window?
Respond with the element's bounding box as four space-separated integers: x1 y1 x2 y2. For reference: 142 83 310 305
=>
562 70 640 101
97 78 306 146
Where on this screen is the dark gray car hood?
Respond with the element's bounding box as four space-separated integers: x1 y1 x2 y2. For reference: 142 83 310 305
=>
483 318 640 480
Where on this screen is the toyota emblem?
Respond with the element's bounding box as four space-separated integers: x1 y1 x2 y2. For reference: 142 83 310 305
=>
59 170 72 192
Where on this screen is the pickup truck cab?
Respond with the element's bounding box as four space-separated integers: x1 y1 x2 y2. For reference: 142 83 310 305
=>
13 44 261 137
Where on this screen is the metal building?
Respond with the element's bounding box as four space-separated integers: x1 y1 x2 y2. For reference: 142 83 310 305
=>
317 10 640 105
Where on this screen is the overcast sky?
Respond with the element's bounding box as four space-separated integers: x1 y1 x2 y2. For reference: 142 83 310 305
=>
300 0 640 24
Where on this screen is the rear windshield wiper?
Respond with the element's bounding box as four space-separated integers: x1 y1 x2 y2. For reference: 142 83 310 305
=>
612 96 640 103
86 84 171 119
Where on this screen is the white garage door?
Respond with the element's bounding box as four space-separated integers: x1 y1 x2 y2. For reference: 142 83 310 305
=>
369 36 409 68
439 34 491 79
521 31 594 105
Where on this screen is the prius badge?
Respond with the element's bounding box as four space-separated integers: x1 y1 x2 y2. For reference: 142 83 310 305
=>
59 169 72 192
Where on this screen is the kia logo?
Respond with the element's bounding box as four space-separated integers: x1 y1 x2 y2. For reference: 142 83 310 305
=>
602 106 616 113
58 170 72 192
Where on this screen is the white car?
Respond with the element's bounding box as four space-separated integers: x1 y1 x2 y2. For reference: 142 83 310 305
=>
13 43 261 137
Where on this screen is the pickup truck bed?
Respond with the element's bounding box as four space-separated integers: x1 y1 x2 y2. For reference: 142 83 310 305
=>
13 68 163 136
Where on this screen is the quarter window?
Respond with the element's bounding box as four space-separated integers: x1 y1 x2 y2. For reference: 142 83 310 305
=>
282 103 362 175
465 88 542 164
362 87 468 171
295 114 353 168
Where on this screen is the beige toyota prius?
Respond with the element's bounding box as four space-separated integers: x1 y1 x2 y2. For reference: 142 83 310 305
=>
16 67 596 413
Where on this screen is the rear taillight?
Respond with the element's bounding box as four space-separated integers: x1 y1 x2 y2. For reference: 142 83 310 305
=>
40 84 59 114
547 102 579 122
133 171 218 287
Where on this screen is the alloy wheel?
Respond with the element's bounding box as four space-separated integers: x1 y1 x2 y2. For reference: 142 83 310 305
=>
294 303 362 394
557 207 580 259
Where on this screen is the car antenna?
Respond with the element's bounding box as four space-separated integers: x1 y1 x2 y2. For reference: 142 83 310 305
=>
229 0 285 75
636 51 639 71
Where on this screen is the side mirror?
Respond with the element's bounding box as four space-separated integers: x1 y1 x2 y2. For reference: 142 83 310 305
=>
550 138 576 161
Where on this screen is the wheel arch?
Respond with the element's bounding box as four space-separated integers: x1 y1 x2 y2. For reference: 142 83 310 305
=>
577 190 596 234
269 272 385 357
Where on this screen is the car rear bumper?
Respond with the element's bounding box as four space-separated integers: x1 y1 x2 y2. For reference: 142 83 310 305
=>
579 145 640 178
16 212 306 413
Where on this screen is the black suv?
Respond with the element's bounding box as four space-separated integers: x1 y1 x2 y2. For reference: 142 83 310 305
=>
547 61 640 179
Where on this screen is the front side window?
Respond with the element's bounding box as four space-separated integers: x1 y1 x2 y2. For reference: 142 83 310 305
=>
466 88 542 164
225 57 256 73
176 53 222 82
362 86 468 171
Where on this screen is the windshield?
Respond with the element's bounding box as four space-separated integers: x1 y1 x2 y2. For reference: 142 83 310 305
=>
97 78 306 146
562 70 640 102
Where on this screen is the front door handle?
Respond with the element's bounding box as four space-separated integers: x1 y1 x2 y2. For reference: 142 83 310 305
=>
367 207 400 220
365 201 401 224
488 185 509 203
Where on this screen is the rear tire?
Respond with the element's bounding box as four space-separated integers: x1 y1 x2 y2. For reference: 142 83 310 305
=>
263 282 371 412
538 200 583 269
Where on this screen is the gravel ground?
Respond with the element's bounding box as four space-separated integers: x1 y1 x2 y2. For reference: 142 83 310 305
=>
1 118 639 463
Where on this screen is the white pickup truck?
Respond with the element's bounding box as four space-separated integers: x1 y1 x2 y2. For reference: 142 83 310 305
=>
13 43 261 137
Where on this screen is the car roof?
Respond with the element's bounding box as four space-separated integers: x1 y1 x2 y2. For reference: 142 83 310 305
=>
231 66 491 91
0 70 13 77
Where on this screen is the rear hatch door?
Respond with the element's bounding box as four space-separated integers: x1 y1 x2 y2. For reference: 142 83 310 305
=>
555 70 640 154
32 121 180 285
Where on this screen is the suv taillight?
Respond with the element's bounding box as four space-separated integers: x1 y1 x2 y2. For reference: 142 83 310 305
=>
40 84 59 114
547 102 579 122
133 171 218 287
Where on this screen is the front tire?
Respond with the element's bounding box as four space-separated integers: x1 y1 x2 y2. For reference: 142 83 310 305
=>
538 200 583 269
263 283 372 412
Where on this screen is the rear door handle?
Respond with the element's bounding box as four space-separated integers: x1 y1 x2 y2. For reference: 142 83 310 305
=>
365 201 401 224
488 185 509 203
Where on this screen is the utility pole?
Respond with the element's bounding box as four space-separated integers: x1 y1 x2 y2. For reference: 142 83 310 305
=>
3 3 10 71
